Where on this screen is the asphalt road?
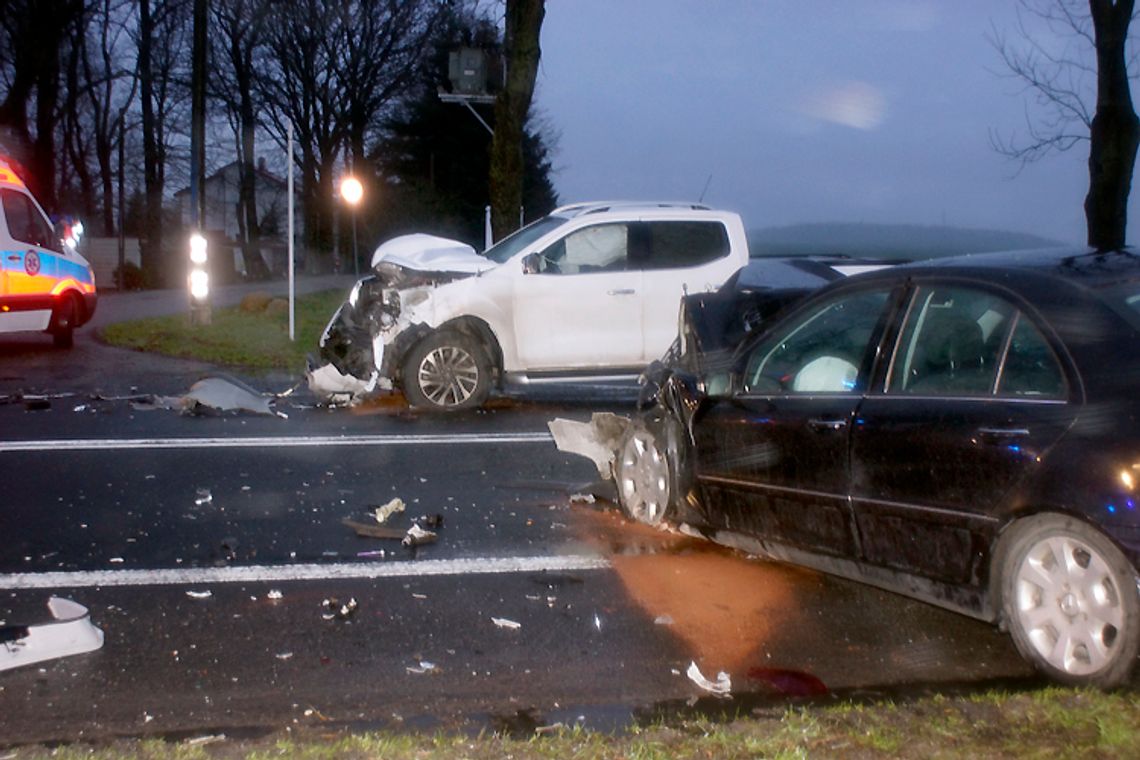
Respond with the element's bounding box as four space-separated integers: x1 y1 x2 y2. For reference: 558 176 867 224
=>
0 279 1037 747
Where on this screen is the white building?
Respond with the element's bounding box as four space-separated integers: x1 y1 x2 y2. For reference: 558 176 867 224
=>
175 159 301 275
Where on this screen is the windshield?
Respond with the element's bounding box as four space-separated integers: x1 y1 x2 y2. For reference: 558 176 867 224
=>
481 215 567 264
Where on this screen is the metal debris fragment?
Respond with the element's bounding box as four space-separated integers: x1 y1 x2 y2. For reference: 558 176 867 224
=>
406 660 437 674
401 524 437 547
491 617 521 630
185 590 213 600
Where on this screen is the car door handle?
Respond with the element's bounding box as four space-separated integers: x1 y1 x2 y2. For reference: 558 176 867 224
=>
808 418 848 432
6 254 19 261
977 427 1029 441
607 288 636 296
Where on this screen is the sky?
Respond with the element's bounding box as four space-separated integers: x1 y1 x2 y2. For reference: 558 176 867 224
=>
535 0 1134 245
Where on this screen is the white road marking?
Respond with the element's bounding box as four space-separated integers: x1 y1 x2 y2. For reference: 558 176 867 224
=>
0 432 553 453
0 555 611 590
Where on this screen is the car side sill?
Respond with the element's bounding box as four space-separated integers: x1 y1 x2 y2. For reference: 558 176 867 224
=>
706 528 996 623
504 369 643 386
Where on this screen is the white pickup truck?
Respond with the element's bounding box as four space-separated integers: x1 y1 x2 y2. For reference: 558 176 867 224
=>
311 201 751 411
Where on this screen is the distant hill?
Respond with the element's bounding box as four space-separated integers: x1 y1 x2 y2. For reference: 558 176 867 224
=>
749 223 1062 260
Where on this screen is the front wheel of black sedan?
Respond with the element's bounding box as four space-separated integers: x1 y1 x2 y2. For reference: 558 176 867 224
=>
615 420 679 527
401 331 491 412
1000 515 1140 688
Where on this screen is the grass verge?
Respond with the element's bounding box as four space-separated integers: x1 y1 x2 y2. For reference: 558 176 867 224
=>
8 687 1139 759
100 290 346 371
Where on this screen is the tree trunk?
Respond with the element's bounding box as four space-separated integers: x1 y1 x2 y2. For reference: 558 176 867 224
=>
1085 0 1139 250
489 0 543 242
238 75 270 279
139 0 164 285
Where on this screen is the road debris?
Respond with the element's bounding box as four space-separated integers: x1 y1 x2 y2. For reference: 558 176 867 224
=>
418 513 444 529
654 614 675 626
406 660 437 674
569 493 596 504
356 549 387 558
267 589 284 601
321 597 358 621
0 597 105 672
184 734 226 746
686 661 732 697
491 617 521 630
194 488 213 506
372 497 405 524
185 590 213 600
401 524 437 547
275 652 294 661
342 518 405 539
134 376 282 417
548 413 631 480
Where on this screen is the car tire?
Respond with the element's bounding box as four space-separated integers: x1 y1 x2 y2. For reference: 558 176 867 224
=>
615 419 680 526
999 514 1140 687
401 330 491 412
51 295 78 349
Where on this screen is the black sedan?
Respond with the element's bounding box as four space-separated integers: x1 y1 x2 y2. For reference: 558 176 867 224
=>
615 247 1140 687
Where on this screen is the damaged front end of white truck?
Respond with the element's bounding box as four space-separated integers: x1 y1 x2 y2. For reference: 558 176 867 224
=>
308 233 495 407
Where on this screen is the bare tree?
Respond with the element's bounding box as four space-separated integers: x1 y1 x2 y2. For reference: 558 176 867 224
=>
260 0 439 268
66 0 138 236
211 0 272 279
992 0 1139 249
0 0 86 210
489 0 543 240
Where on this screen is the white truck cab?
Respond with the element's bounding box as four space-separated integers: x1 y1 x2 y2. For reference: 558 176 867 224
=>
0 159 97 347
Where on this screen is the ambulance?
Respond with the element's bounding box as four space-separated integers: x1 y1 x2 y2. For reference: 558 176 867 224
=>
0 159 97 348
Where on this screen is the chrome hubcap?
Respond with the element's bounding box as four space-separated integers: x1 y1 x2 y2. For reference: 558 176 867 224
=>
618 430 669 525
417 345 479 407
1013 535 1124 676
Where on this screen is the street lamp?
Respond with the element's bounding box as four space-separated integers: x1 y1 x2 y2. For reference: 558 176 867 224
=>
339 176 363 276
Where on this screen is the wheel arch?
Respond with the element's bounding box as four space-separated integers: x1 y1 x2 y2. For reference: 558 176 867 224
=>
987 506 1139 625
433 316 504 388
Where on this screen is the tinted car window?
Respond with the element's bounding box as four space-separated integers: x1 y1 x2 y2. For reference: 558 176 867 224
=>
743 288 891 394
996 315 1067 398
888 285 1067 399
639 221 730 270
890 287 1012 395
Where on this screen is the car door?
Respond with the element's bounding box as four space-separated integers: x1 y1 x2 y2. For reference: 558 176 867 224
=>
636 219 739 362
849 282 1077 585
694 285 899 558
512 221 644 371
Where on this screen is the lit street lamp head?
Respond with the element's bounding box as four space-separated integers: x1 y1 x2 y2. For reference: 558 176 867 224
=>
340 177 363 206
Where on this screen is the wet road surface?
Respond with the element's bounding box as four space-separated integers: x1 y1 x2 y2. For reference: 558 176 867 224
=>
0 293 1038 746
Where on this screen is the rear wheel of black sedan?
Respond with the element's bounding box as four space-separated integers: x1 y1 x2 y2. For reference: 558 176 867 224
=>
615 420 679 526
401 331 491 412
1000 515 1140 688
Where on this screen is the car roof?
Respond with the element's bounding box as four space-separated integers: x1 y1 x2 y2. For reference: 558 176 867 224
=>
892 246 1140 289
549 200 715 218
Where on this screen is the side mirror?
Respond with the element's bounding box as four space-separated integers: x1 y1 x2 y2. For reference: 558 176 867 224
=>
522 252 541 274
